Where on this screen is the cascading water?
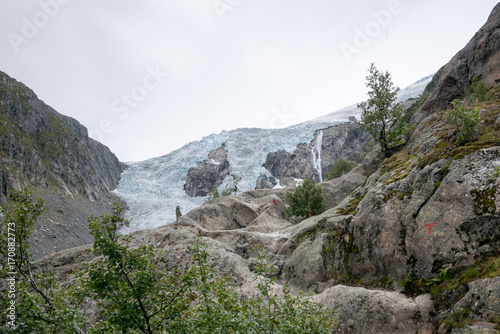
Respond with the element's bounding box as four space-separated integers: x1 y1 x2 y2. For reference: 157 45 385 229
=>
311 130 324 182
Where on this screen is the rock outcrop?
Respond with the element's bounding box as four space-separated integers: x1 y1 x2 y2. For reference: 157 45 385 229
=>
262 122 370 185
184 144 230 197
0 71 125 258
313 286 434 334
417 3 500 122
255 174 278 189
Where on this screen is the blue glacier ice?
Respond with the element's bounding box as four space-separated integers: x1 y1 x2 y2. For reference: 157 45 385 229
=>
114 75 433 233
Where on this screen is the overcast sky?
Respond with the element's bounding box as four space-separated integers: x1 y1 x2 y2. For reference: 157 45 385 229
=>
1 1 498 162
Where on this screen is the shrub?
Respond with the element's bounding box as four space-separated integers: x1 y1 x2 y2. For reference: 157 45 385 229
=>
467 78 493 104
0 189 86 333
1 190 336 333
446 99 481 146
325 159 357 180
285 178 326 218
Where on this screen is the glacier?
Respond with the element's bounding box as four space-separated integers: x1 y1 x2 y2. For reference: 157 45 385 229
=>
114 75 433 233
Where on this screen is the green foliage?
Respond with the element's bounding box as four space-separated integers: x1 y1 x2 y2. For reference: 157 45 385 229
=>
446 99 482 146
489 165 500 178
443 310 472 330
82 200 196 333
325 159 357 180
467 78 493 104
1 194 336 333
0 189 87 333
247 248 336 333
401 268 452 297
358 63 414 157
285 178 326 218
221 173 241 196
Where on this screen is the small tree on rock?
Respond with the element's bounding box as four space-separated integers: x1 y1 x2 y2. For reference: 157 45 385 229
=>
446 99 481 146
358 63 412 157
285 178 326 218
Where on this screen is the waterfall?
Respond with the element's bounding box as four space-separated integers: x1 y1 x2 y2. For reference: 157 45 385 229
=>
311 130 324 182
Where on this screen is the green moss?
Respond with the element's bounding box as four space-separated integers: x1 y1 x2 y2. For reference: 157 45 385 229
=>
296 218 328 243
470 187 498 215
442 310 472 330
380 150 413 175
429 256 500 312
383 169 411 186
336 191 366 215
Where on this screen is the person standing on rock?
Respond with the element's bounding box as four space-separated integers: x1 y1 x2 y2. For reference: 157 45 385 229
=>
175 206 182 230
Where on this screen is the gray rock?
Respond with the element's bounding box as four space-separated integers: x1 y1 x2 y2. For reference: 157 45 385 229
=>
451 277 500 324
313 286 434 334
0 71 124 259
255 174 277 189
415 4 500 123
184 144 230 197
262 123 370 183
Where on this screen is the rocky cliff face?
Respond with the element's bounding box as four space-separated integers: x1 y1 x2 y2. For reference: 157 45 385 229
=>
184 144 230 197
262 122 370 186
416 3 500 122
0 71 125 258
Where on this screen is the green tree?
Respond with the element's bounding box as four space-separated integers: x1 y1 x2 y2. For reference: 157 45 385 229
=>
82 200 194 333
0 189 86 333
325 159 357 180
285 178 326 218
446 99 481 146
2 194 337 333
358 63 412 157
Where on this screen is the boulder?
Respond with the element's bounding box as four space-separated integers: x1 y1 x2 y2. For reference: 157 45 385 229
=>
313 286 434 334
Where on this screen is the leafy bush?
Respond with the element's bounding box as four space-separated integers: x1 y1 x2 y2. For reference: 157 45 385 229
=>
325 159 357 180
446 99 481 146
0 189 87 333
1 189 336 333
285 178 326 218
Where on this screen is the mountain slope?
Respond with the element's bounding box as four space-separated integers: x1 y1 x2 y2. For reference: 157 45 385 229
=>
0 71 125 258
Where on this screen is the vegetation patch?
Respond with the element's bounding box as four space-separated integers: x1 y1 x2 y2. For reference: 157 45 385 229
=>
470 187 498 215
285 178 326 218
325 159 356 180
429 256 500 313
336 190 366 215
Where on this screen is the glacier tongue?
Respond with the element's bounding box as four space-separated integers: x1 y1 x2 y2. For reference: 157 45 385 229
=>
114 75 433 233
115 121 343 233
